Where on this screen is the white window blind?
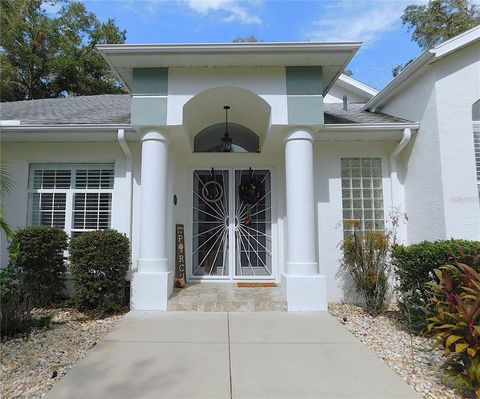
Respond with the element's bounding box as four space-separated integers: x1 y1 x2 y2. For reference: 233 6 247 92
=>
474 128 480 202
28 163 114 236
341 158 385 237
28 193 66 227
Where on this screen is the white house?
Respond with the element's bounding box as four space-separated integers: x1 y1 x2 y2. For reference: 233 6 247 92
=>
1 27 479 312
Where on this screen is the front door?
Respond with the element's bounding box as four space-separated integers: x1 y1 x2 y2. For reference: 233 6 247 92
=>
191 168 272 279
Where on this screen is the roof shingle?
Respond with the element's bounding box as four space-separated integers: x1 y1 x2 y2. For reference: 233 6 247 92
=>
1 95 412 126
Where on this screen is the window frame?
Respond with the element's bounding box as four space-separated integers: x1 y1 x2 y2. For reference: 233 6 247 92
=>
27 163 115 237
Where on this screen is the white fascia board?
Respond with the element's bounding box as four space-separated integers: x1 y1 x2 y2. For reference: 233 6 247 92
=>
337 74 379 97
363 50 434 111
434 25 480 59
318 123 419 141
97 41 362 54
322 123 420 131
1 124 132 131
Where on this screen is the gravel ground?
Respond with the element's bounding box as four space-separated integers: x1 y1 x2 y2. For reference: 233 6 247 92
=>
0 308 124 399
329 303 467 399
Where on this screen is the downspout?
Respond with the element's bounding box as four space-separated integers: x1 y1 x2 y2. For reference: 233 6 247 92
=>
118 129 134 269
390 127 412 242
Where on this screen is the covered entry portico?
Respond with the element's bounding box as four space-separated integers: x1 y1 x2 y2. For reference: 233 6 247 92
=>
97 41 362 312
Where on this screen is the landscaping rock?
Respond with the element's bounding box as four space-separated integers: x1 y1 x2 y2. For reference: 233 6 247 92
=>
0 307 123 399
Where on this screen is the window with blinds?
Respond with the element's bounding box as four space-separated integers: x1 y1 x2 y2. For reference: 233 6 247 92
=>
28 164 114 236
474 128 480 195
341 158 385 237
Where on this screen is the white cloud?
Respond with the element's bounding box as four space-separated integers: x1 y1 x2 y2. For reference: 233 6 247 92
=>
41 0 62 16
119 0 261 25
184 0 261 24
307 1 419 45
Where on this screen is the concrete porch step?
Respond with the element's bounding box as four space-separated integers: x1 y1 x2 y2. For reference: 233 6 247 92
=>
167 283 288 312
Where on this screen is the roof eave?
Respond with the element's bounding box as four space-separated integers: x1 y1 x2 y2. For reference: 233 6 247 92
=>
363 50 435 112
0 123 133 132
364 25 480 112
97 41 362 54
323 122 420 131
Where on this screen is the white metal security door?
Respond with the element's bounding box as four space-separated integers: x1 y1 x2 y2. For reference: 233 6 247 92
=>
191 168 272 279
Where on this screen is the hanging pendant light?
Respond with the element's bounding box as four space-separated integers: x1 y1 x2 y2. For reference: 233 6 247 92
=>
222 105 232 152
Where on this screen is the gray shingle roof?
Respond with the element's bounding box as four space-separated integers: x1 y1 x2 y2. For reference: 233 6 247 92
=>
1 95 412 126
1 94 131 125
324 103 411 124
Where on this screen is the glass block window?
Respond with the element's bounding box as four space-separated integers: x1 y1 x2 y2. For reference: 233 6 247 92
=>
341 158 385 236
28 163 114 236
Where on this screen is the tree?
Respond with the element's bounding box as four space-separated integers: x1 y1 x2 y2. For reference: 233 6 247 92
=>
233 35 261 42
343 68 353 77
0 163 14 239
0 0 126 102
392 58 414 77
402 0 480 50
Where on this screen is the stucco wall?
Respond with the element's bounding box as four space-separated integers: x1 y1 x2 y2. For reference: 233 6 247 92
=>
1 137 401 302
314 140 396 301
167 67 288 126
382 43 480 242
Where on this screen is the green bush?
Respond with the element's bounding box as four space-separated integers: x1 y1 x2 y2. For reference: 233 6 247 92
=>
69 230 130 316
0 265 32 338
392 239 480 331
9 226 68 306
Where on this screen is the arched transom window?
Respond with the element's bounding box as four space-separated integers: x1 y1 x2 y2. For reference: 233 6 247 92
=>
194 123 260 153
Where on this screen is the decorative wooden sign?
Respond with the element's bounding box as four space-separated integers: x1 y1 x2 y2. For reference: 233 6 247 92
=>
175 224 186 288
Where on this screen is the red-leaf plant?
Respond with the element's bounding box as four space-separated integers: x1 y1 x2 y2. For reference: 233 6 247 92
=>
426 249 480 398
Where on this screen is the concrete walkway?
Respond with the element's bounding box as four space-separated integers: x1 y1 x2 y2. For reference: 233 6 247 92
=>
47 312 420 399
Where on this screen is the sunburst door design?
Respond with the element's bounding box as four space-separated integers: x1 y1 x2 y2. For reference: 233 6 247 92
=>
192 169 272 279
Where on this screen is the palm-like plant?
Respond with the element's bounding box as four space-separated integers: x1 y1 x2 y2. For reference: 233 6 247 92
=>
0 162 14 239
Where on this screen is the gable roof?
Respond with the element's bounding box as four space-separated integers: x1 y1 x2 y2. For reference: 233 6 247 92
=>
1 94 412 127
364 25 480 112
335 74 378 98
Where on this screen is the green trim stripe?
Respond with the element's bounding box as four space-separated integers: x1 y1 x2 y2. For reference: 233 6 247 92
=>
286 66 323 95
132 68 168 95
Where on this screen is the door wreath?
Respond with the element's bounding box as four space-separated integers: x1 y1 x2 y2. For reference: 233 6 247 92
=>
239 178 262 225
202 180 223 203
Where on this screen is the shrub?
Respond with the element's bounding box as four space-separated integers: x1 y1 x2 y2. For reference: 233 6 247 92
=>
393 240 480 331
426 250 480 397
69 230 130 316
339 220 393 316
9 226 68 306
0 265 32 338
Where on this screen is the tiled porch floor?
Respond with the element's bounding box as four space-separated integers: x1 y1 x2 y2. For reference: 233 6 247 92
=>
167 283 287 311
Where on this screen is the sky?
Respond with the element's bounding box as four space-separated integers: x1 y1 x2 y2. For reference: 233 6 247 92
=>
67 0 432 89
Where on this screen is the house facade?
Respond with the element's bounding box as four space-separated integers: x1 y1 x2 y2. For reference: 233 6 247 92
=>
1 28 479 312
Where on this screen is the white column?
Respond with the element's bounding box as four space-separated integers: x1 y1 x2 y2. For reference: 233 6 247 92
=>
131 130 173 311
282 129 327 311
